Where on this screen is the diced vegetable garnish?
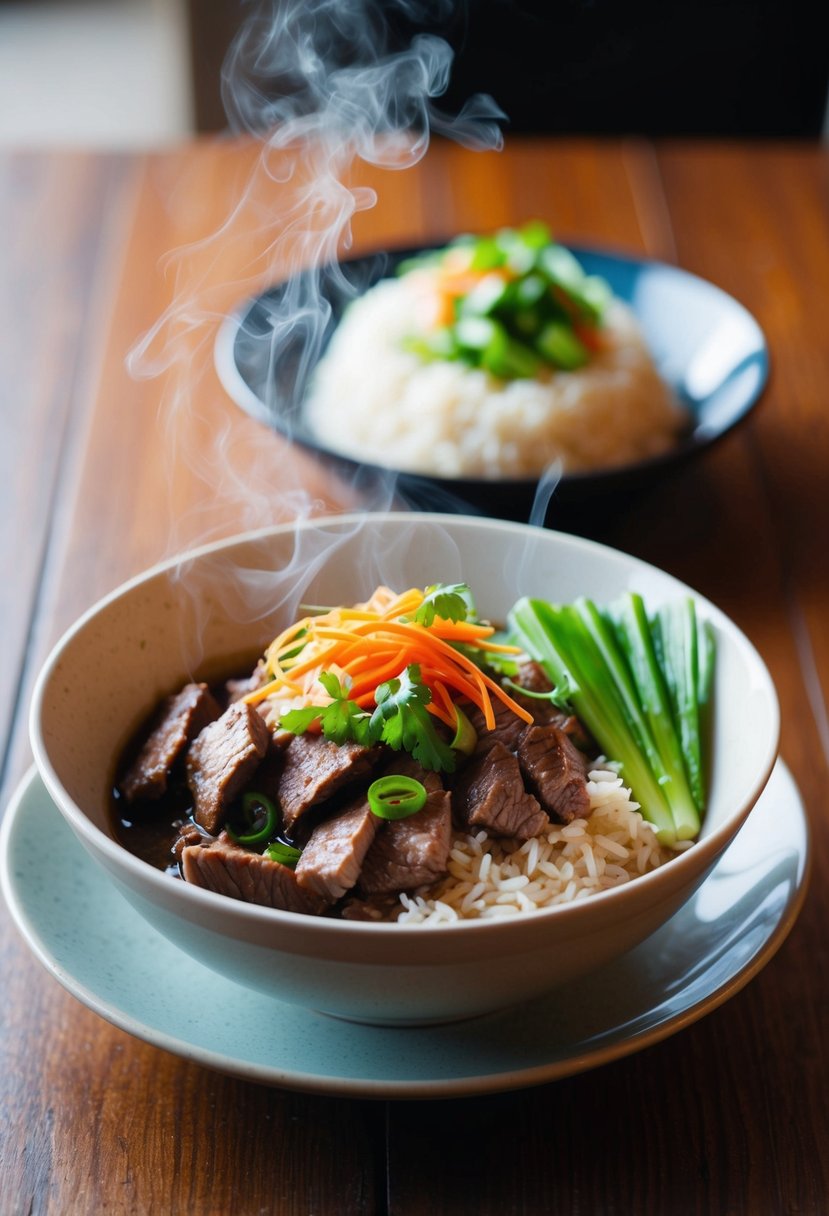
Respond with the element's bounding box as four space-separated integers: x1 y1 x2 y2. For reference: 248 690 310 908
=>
398 221 612 379
265 841 303 868
247 585 532 772
367 775 428 820
509 593 714 846
226 791 279 846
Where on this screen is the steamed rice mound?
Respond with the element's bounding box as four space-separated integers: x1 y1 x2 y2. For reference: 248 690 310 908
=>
377 767 675 925
305 274 684 479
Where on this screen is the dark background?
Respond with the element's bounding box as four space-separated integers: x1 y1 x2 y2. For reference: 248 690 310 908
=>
187 0 829 138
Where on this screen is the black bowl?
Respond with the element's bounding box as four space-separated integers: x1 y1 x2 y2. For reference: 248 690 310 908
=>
215 243 768 526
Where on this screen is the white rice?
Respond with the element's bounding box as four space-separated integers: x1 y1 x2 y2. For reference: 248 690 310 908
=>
392 766 674 926
305 273 684 479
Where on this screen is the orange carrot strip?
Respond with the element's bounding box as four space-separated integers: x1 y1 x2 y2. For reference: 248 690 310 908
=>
476 668 533 724
347 656 413 699
380 588 424 619
244 676 303 706
278 641 340 680
426 620 496 640
429 681 459 728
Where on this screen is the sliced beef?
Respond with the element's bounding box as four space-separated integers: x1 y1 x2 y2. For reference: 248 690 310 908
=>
180 835 326 914
512 661 595 752
358 790 452 895
277 734 378 833
341 894 404 921
452 741 548 841
514 659 552 695
121 682 222 803
517 722 590 823
294 796 380 902
186 700 271 834
359 755 452 895
224 660 269 705
464 696 529 754
172 820 214 863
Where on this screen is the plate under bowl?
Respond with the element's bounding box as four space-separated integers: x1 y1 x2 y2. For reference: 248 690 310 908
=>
215 244 769 523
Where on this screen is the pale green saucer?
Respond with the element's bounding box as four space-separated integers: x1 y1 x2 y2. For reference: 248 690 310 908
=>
0 762 809 1099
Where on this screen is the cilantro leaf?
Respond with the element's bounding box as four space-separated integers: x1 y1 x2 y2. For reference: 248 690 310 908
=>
413 583 471 628
370 665 457 772
280 673 374 747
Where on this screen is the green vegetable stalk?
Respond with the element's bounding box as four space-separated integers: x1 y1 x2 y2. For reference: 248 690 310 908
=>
509 593 713 846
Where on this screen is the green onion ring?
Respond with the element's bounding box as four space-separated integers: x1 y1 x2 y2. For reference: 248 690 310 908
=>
367 775 428 820
266 841 303 868
227 792 278 846
450 704 478 756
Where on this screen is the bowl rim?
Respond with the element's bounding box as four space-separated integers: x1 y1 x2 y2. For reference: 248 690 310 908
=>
213 240 770 492
30 512 781 939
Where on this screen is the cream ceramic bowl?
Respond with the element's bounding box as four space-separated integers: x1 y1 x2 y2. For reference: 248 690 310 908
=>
31 513 779 1025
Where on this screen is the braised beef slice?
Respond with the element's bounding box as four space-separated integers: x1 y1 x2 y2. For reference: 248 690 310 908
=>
120 682 222 804
359 789 452 895
294 795 380 902
464 696 528 754
512 661 595 752
277 735 378 833
341 893 404 921
180 836 326 914
358 755 452 895
186 701 271 834
172 821 214 863
452 741 548 840
224 659 269 705
517 722 590 823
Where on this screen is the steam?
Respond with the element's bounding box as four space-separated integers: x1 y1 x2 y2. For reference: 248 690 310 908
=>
127 0 505 566
529 460 563 528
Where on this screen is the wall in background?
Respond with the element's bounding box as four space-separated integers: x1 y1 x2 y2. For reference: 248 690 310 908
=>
0 0 193 147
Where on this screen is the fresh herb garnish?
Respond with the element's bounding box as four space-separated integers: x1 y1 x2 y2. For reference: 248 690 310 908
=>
369 665 457 772
280 664 457 773
412 582 471 627
280 671 374 747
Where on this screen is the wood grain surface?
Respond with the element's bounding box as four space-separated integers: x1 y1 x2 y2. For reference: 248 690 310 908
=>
0 139 826 1215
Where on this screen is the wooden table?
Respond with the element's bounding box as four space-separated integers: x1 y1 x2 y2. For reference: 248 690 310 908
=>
1 138 827 1214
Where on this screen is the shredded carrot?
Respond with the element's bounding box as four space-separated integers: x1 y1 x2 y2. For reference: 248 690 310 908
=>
245 586 532 736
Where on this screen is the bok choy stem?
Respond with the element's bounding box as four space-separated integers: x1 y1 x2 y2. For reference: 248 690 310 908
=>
509 593 713 847
609 594 700 840
509 597 677 842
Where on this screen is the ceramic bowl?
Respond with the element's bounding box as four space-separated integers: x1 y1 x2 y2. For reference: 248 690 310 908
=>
215 245 769 524
30 513 780 1025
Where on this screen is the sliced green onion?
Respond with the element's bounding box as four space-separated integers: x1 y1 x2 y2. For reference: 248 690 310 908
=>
536 322 589 370
399 225 611 381
367 775 428 821
454 315 501 351
450 705 478 756
227 792 278 846
468 235 504 272
266 841 303 868
457 273 510 318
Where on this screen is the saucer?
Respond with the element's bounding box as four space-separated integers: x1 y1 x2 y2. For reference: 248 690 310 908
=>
0 762 809 1099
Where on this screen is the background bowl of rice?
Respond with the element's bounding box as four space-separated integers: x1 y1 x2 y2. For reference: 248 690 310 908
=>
31 513 780 1025
216 243 769 524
